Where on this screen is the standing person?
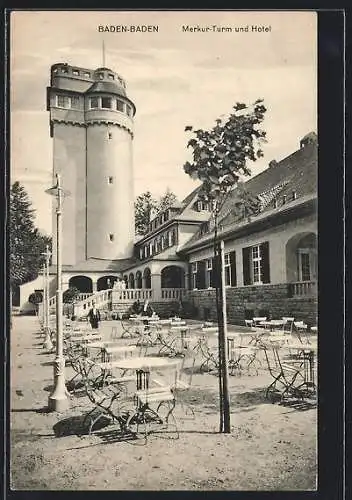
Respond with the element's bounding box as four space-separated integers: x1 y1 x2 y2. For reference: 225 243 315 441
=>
87 301 101 329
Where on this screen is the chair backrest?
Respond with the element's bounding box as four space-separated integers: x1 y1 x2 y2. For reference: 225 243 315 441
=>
282 317 295 333
261 343 280 374
110 326 119 340
245 319 254 327
253 317 267 322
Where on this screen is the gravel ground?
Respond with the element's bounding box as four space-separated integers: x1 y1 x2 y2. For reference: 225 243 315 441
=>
9 316 317 491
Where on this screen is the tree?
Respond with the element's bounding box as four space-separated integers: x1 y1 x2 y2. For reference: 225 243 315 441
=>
10 182 52 289
135 189 178 235
183 100 267 433
157 188 178 214
28 290 43 311
63 286 80 304
134 191 158 235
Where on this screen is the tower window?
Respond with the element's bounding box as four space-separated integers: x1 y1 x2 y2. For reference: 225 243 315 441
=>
108 176 113 184
108 131 113 139
109 233 114 242
101 97 112 109
89 97 99 108
116 100 125 112
56 95 70 108
70 96 80 108
126 105 132 117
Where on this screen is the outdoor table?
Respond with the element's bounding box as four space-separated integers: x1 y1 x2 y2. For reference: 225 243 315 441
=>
110 356 182 388
266 334 293 346
284 342 317 388
102 344 137 363
261 320 284 331
231 330 267 346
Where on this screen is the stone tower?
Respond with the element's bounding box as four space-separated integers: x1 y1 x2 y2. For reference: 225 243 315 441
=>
47 63 136 266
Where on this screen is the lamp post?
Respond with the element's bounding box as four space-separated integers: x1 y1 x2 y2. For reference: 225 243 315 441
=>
42 263 46 326
45 174 70 412
42 245 53 351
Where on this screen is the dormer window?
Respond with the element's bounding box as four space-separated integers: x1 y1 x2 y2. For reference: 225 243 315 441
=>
98 73 104 80
72 69 79 76
84 71 91 78
108 73 114 80
61 67 69 74
197 200 209 211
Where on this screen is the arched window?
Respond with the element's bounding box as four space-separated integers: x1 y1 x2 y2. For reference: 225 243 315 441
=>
128 273 135 289
136 271 143 289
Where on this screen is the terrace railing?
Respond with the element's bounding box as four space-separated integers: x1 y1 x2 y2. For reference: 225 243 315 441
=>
290 281 317 297
160 288 186 300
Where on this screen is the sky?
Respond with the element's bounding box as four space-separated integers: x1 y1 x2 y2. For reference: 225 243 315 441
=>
10 10 317 235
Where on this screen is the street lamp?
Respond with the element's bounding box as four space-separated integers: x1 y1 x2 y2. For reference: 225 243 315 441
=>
45 173 70 412
42 245 53 351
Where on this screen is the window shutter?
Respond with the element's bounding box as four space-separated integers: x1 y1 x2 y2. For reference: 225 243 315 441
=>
261 241 270 283
188 264 193 290
197 261 206 289
230 251 237 286
242 247 251 285
211 256 220 288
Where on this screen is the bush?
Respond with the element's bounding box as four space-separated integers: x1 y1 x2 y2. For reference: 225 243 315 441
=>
63 286 80 304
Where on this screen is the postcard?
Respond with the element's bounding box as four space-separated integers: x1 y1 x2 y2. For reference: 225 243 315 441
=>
9 9 319 492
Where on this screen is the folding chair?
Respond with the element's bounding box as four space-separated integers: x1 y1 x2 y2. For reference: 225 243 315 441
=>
293 321 309 343
262 344 306 401
282 317 295 334
193 336 218 372
110 326 119 341
169 351 197 418
126 369 178 441
228 337 260 376
81 360 130 435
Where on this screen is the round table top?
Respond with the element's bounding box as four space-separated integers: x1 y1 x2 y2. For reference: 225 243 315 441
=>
109 356 182 370
285 342 318 351
104 345 137 354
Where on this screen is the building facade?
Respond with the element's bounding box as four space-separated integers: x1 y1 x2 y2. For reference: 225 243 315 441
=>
19 63 317 325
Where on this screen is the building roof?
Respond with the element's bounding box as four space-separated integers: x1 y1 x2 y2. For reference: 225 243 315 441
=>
180 135 317 252
86 81 127 98
50 257 136 274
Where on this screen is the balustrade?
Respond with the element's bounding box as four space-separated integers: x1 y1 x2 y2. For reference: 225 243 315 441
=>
290 281 317 297
160 288 186 300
